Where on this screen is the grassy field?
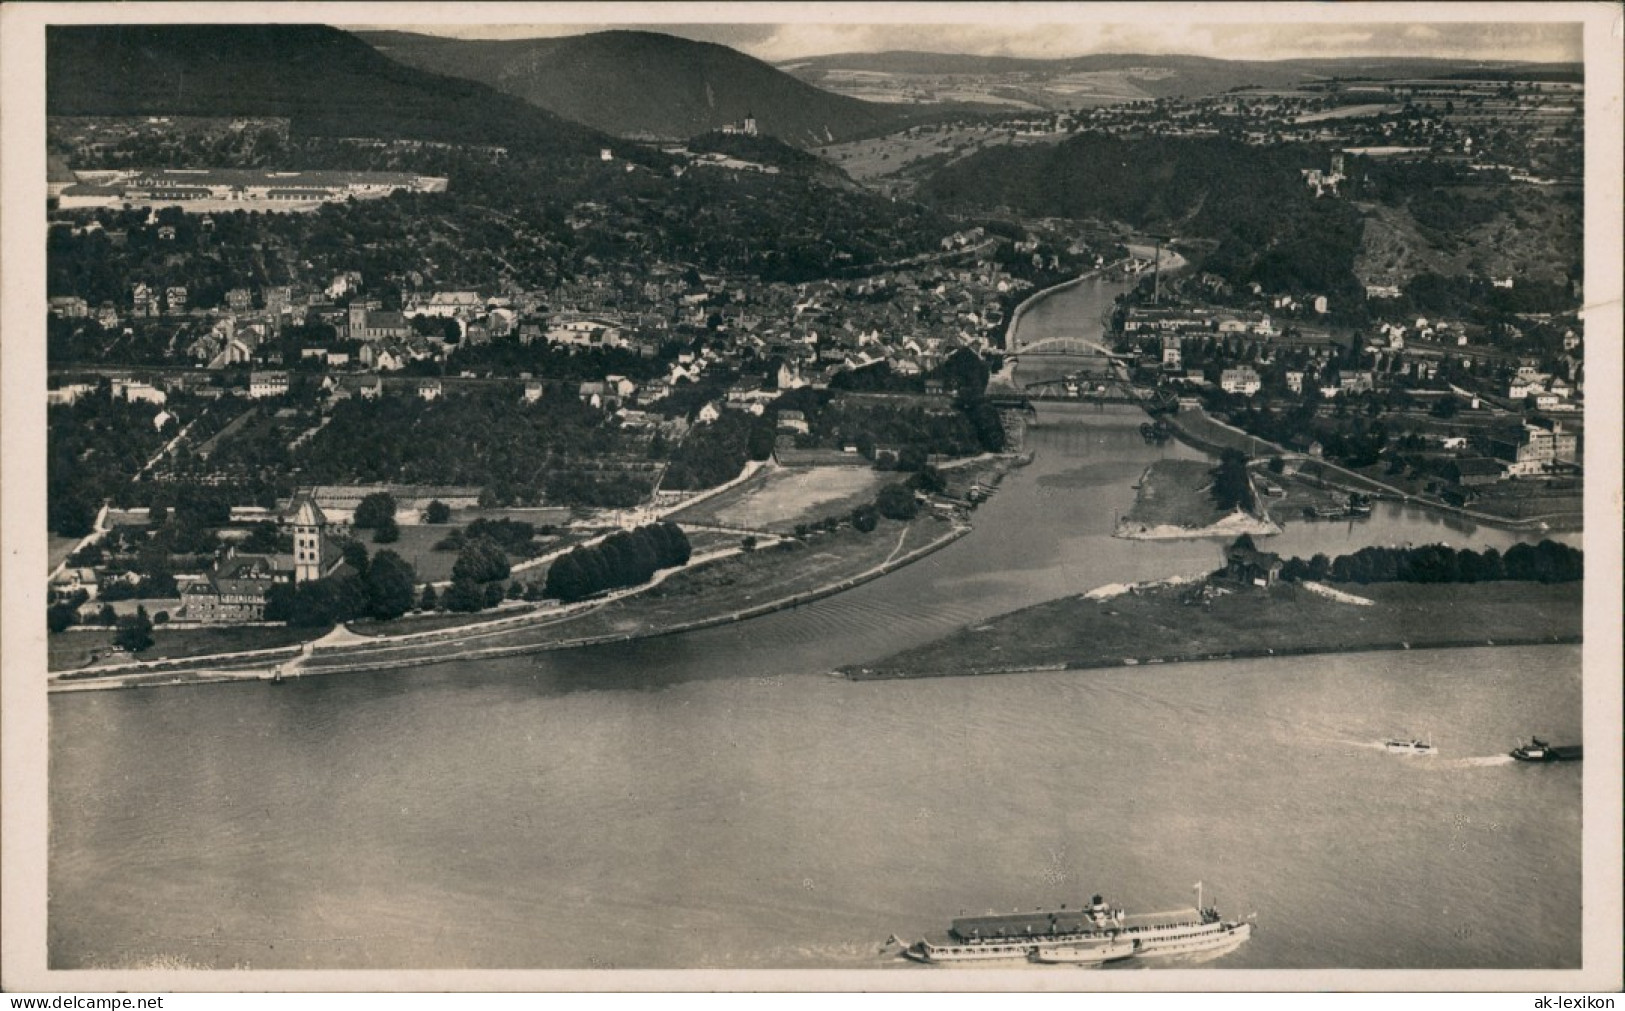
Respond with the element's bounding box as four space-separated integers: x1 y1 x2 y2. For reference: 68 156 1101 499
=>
364 523 463 583
1122 459 1224 528
1166 407 1277 456
681 528 739 550
816 128 1018 183
849 579 1582 678
669 466 888 532
368 521 575 584
49 623 315 672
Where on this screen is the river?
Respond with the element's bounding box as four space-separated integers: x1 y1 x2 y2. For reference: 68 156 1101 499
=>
47 278 1583 972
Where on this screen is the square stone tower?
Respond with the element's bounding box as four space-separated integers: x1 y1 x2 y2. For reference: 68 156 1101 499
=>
288 492 328 583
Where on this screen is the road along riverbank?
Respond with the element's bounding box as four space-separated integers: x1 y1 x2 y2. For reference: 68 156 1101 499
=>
842 578 1581 680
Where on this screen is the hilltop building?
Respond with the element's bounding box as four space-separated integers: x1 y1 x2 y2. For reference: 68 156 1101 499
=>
1302 152 1346 197
721 113 759 137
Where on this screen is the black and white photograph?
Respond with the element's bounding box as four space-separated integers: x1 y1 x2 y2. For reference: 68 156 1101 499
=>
2 1 1620 994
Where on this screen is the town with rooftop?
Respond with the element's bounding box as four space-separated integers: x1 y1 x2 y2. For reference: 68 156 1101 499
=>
40 30 1586 679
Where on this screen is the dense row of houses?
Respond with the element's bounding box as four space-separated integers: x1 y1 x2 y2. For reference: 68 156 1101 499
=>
52 223 1030 408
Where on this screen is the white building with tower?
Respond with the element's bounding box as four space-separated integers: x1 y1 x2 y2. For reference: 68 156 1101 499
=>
288 493 328 583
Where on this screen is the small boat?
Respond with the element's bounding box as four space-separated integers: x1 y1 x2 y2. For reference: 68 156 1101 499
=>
1510 737 1582 763
1384 735 1436 755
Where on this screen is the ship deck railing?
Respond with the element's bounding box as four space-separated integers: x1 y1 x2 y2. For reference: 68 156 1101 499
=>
942 908 1220 946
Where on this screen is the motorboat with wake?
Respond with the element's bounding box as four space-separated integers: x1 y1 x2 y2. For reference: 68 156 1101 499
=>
1510 737 1582 762
1385 734 1436 755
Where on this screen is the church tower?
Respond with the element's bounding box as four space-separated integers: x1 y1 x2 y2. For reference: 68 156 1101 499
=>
289 492 327 583
347 302 368 341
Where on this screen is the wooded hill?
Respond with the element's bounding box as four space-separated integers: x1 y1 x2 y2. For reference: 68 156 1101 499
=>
362 29 907 145
918 134 1367 299
47 24 612 156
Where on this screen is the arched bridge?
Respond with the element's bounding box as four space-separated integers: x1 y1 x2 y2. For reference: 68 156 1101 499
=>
1010 335 1116 357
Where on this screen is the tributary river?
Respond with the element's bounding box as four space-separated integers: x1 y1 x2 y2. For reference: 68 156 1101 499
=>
48 278 1583 973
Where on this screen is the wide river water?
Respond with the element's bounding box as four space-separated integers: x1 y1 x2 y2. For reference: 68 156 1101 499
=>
49 278 1583 972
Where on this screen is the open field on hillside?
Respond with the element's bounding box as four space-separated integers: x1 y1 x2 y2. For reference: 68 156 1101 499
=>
816 124 1067 185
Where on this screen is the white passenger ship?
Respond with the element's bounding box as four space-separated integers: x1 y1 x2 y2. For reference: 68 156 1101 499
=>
903 888 1252 966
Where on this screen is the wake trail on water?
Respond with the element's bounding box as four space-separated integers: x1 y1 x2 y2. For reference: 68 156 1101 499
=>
1437 755 1517 769
1312 739 1518 766
1297 736 1391 751
1292 737 1523 770
1069 685 1510 768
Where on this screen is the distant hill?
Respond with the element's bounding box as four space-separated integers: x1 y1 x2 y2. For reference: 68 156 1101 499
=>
361 29 908 144
47 24 610 155
782 51 1583 108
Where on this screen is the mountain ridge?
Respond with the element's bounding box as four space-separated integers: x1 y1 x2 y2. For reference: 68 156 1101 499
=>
47 24 612 155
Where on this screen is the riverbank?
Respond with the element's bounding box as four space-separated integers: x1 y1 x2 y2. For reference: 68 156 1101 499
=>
997 251 1157 358
51 519 975 691
842 579 1581 680
294 519 974 678
46 453 1032 691
1162 404 1583 534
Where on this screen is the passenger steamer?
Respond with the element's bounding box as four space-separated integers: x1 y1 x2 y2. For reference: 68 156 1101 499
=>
903 887 1252 966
